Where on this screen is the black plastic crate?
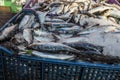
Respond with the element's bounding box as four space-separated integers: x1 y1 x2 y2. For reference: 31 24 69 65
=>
0 46 120 80
0 9 120 80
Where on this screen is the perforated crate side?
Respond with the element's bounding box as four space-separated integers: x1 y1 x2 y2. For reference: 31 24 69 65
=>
0 49 5 80
43 62 82 80
2 55 42 80
81 67 120 80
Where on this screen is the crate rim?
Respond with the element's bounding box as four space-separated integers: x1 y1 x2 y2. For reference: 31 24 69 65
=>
0 46 120 70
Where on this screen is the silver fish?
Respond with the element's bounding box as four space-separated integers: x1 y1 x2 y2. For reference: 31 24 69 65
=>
48 3 64 14
29 42 80 53
37 11 48 24
45 18 65 23
57 25 81 34
59 34 73 38
13 32 25 44
78 25 119 35
23 29 33 44
0 24 18 41
88 6 113 14
19 14 35 29
58 36 88 43
19 15 31 29
43 22 75 31
79 17 120 28
31 3 40 10
31 22 40 29
34 36 54 42
32 50 75 60
63 41 103 54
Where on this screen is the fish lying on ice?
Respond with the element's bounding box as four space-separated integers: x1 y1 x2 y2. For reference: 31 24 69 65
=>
0 24 18 41
28 42 80 53
63 41 103 54
32 50 75 60
23 29 33 44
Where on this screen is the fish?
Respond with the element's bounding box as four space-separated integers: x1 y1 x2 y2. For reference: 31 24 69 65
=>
48 2 64 14
59 34 73 38
56 25 81 34
108 9 120 18
32 50 75 60
11 32 25 45
28 42 80 53
45 18 65 23
61 0 89 3
37 11 48 24
19 14 35 29
63 41 103 53
33 36 54 42
0 24 18 41
34 29 48 36
88 6 113 14
19 15 31 29
44 22 75 28
43 22 75 31
58 36 88 43
78 25 119 35
79 17 120 28
77 32 120 57
31 3 40 10
31 22 40 29
23 29 33 44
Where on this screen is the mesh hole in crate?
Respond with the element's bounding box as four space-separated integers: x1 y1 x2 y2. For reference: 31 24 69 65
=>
82 67 120 80
4 56 42 80
44 63 82 80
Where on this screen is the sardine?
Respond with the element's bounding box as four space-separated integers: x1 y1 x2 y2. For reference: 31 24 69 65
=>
37 11 48 24
34 36 54 42
23 29 33 44
88 6 113 14
19 14 35 29
49 3 64 14
79 17 120 28
28 42 80 53
12 32 25 45
0 24 18 41
32 50 75 60
57 25 81 34
63 41 103 53
45 18 65 23
109 9 120 18
78 25 119 35
31 22 40 29
19 15 31 29
58 36 88 43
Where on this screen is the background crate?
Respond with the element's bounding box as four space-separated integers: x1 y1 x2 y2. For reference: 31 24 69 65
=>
0 8 120 80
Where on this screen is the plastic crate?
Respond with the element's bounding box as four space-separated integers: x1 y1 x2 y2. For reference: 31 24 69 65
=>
0 9 120 80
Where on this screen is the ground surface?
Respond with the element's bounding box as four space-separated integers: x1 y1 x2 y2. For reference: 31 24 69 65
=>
0 13 15 27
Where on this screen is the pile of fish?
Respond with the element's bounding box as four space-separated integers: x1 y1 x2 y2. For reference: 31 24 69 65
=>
1 0 120 64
